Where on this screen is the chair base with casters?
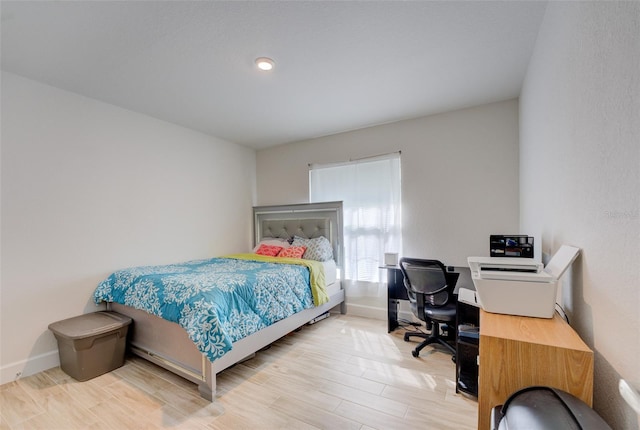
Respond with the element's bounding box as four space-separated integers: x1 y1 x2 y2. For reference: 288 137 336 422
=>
404 322 456 359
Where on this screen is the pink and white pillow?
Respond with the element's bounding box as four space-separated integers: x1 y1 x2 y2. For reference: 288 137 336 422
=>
277 246 306 259
255 244 283 257
252 238 289 253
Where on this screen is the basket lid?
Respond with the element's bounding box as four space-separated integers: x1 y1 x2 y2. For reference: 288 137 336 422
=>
48 311 131 340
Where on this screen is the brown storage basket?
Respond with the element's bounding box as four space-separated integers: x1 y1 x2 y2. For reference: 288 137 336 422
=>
49 311 132 381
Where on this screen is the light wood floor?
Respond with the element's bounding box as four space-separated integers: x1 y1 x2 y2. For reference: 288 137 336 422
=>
0 314 477 430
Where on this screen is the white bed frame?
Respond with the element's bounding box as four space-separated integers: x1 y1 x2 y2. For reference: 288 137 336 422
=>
108 201 345 401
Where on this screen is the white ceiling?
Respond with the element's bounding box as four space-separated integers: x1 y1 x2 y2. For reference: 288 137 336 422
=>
1 1 548 150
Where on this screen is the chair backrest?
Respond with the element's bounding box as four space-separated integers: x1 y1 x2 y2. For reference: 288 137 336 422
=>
399 258 451 307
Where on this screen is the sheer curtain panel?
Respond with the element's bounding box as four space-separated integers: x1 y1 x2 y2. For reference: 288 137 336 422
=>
309 153 401 284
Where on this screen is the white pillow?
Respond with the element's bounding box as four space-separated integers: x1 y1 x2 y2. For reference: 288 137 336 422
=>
252 238 290 253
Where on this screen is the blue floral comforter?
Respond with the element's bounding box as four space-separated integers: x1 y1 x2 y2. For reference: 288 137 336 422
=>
93 255 326 362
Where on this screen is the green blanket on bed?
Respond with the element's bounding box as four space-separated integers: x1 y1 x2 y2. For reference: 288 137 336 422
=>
224 253 329 306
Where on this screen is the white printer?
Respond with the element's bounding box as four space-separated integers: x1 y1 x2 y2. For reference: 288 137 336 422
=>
467 245 580 318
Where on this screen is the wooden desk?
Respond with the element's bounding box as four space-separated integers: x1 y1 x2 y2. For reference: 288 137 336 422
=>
478 310 593 430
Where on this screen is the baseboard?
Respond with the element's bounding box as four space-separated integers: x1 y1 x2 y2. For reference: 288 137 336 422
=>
345 303 386 320
0 350 60 385
345 303 416 324
398 310 416 323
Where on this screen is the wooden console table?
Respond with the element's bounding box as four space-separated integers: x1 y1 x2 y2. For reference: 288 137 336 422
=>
478 310 593 429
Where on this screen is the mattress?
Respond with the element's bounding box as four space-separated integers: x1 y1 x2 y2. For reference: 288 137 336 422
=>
322 259 338 286
322 260 341 296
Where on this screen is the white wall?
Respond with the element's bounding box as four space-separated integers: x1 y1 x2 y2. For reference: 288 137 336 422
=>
257 99 520 315
520 2 639 428
0 72 257 384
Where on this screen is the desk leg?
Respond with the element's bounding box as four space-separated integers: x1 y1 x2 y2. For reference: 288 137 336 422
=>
388 298 400 333
385 266 405 333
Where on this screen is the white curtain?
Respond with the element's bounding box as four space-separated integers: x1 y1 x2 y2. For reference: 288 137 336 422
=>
309 153 401 283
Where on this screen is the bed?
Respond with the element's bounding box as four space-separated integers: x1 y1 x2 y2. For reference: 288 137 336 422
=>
95 201 345 401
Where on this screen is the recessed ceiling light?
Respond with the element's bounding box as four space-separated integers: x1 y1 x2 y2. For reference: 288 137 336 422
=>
255 57 275 71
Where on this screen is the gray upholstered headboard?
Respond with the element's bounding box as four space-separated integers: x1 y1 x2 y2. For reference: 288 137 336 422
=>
260 218 330 242
253 201 343 268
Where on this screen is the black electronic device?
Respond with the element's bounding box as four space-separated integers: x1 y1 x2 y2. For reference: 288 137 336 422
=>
490 235 534 258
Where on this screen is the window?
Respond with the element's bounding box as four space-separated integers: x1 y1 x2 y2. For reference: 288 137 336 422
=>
309 153 401 283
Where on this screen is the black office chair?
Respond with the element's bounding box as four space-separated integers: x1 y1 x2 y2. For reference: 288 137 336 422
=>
399 258 457 359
